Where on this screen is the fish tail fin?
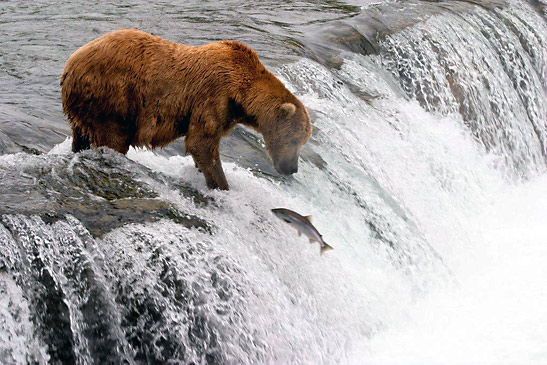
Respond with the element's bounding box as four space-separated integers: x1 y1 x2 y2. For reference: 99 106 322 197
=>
320 242 334 255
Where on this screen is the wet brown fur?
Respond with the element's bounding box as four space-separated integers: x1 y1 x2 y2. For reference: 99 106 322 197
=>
61 29 312 190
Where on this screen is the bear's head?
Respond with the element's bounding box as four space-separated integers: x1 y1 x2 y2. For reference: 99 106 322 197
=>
262 101 312 175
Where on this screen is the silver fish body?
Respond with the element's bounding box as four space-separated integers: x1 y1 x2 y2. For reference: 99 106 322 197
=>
271 208 333 255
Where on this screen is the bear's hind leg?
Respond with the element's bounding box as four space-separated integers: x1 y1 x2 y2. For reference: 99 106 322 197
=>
72 126 90 153
92 117 133 155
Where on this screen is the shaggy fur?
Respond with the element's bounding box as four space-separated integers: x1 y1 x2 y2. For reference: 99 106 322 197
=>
61 29 312 190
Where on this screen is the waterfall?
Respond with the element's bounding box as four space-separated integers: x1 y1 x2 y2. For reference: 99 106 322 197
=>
1 1 546 363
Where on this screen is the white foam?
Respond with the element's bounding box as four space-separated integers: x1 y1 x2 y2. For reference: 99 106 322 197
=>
47 137 72 155
362 175 547 364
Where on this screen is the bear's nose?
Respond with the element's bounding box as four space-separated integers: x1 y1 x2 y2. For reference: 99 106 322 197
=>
279 164 298 175
275 160 298 175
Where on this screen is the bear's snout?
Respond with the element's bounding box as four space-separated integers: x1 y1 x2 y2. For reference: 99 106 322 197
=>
275 158 299 175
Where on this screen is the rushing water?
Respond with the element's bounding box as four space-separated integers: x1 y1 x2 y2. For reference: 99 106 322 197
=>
1 1 546 364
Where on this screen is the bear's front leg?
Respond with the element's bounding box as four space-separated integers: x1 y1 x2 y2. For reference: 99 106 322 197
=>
192 155 201 171
186 136 229 190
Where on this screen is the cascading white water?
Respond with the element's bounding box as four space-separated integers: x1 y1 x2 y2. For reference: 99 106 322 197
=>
378 0 547 178
1 0 546 363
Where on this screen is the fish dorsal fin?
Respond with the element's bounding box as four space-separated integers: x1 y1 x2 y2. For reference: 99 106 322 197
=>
304 215 312 223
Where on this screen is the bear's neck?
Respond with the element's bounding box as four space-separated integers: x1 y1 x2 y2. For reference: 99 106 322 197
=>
228 98 259 129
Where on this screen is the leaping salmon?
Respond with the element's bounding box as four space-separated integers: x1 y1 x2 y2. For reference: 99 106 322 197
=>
271 208 333 255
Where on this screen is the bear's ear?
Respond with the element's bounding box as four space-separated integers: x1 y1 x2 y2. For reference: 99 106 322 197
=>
280 103 296 117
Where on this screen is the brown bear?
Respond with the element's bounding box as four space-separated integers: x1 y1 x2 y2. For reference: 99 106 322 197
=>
61 29 312 190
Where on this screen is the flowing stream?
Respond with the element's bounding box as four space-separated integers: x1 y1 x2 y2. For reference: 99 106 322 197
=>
1 1 546 363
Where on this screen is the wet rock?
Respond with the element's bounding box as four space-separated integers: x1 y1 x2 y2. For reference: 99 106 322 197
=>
0 150 212 237
41 198 211 237
220 126 277 177
0 131 22 155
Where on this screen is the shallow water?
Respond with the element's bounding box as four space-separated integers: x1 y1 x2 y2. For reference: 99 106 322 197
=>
1 1 546 364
